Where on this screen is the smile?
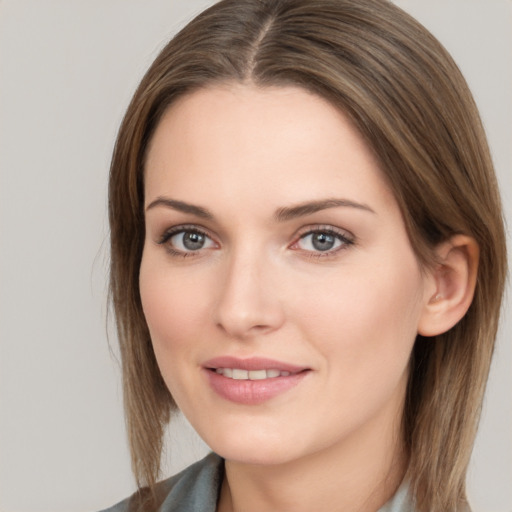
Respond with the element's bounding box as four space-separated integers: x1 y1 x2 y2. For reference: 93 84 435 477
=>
203 357 310 405
214 368 293 380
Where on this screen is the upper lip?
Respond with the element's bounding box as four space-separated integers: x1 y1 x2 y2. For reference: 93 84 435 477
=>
203 356 308 373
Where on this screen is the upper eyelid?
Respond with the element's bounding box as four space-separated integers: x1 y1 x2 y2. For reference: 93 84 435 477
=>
164 223 210 232
158 224 214 241
291 225 355 252
294 224 354 240
155 223 355 247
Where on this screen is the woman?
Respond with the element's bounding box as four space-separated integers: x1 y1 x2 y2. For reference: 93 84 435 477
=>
104 0 507 510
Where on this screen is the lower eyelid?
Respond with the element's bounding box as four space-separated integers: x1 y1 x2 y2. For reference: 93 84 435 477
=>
155 225 353 257
288 228 355 257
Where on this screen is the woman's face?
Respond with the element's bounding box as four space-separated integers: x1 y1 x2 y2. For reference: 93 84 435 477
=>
140 84 434 466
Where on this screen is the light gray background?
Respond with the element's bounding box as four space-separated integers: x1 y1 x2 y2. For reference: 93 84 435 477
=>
0 1 510 511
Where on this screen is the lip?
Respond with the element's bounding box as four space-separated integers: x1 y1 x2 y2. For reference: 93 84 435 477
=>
202 356 310 405
203 356 307 373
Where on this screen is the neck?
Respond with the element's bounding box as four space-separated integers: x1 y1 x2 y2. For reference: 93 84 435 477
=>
217 409 407 512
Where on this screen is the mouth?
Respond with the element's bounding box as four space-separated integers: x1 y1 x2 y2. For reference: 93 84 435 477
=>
203 356 309 377
210 368 299 380
203 357 310 404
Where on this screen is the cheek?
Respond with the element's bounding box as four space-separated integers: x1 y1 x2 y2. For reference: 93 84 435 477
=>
296 255 425 380
139 256 211 361
139 257 216 409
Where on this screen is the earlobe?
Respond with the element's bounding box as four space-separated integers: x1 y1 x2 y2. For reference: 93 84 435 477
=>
418 235 479 337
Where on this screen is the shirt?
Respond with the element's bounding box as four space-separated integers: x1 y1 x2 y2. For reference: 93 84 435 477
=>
100 452 414 512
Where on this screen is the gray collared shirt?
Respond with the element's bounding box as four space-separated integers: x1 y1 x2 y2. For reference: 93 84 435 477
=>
100 452 414 512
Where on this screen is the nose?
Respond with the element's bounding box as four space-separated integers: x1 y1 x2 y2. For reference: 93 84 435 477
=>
213 249 285 339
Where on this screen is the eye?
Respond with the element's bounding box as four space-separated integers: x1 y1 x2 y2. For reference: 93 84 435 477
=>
158 226 216 255
292 227 354 255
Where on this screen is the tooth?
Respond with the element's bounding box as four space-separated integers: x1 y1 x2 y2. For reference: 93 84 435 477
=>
217 367 296 379
248 370 267 380
232 369 248 380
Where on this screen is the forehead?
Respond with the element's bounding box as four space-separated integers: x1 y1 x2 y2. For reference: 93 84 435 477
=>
146 83 370 167
144 83 396 216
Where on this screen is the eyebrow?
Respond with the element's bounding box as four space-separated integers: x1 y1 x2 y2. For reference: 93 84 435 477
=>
274 198 375 222
145 196 375 221
145 197 214 219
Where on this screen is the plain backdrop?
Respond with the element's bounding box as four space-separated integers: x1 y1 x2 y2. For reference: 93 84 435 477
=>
0 1 510 511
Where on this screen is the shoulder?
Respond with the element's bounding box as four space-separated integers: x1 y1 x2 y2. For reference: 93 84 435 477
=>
99 452 224 512
378 481 473 512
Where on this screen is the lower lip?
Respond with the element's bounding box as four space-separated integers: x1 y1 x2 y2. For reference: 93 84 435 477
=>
204 369 309 405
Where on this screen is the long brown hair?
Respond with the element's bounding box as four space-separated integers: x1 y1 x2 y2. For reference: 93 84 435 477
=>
108 1 507 510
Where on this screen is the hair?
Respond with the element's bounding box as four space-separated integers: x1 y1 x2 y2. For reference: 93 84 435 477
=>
108 0 507 510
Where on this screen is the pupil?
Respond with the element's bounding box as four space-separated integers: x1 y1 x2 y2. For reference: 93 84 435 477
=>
183 232 205 250
312 232 335 251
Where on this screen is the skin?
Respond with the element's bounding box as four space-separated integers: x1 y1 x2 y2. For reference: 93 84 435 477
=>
139 84 440 512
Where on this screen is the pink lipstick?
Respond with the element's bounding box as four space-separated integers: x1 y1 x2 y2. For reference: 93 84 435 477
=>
203 356 310 405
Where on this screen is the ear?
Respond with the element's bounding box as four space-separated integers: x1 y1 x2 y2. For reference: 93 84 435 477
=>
418 235 479 337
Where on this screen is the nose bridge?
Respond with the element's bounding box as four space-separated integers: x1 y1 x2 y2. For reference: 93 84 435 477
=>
214 242 284 338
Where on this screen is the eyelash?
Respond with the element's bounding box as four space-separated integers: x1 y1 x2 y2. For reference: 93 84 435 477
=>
157 225 215 258
156 224 355 258
291 225 355 259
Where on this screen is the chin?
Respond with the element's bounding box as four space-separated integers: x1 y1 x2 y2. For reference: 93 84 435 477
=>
200 425 302 466
214 445 296 466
